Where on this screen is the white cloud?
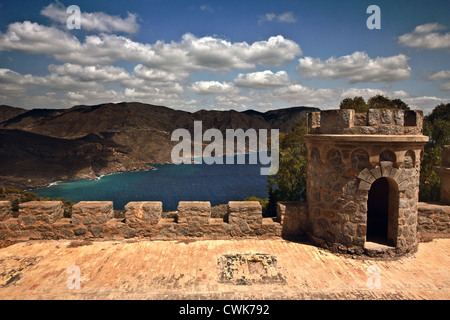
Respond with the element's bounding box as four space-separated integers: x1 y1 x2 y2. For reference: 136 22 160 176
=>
439 82 450 91
234 70 291 89
200 4 213 12
41 2 139 34
277 12 297 23
428 70 450 81
131 64 189 85
189 81 237 95
271 84 336 106
296 51 411 83
398 23 450 49
0 21 81 56
65 89 123 105
163 33 302 71
259 12 297 24
403 96 449 114
0 23 302 75
427 70 450 91
0 67 101 91
48 63 130 82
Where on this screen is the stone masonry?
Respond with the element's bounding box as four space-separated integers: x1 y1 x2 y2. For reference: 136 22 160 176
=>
434 145 450 204
304 108 429 256
0 200 281 241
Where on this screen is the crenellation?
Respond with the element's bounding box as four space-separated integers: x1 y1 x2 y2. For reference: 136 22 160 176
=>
178 201 211 225
307 109 423 135
72 201 114 226
124 201 162 227
19 201 64 224
0 200 283 241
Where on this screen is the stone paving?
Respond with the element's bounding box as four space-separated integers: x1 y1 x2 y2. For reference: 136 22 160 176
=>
0 238 448 300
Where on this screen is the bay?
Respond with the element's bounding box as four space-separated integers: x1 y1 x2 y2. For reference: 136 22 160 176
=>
31 153 270 210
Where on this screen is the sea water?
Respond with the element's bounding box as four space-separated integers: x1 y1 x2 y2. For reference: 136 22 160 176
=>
32 153 269 210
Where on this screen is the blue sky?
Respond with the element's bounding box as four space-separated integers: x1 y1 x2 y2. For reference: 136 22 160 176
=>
0 0 449 114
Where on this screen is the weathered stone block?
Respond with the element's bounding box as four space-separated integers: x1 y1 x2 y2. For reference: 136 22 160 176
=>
368 109 380 125
0 201 12 221
394 110 404 126
380 161 393 177
177 201 211 225
71 201 114 225
379 125 395 135
358 180 372 191
337 109 353 127
370 167 382 180
360 126 377 134
381 110 393 124
125 201 162 226
18 201 64 224
358 168 375 184
228 201 262 233
353 113 367 126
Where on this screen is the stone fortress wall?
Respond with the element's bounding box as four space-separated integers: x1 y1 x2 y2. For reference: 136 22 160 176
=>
0 200 282 241
0 108 449 257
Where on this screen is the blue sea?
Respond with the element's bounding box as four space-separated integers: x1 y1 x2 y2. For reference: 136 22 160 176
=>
31 153 270 210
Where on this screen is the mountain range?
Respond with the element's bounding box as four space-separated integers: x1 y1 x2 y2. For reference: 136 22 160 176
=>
0 102 318 189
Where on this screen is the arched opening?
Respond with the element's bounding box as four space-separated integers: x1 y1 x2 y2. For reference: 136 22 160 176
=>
366 177 399 246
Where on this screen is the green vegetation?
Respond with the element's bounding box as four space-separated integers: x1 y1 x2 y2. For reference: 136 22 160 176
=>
0 186 73 217
420 103 450 202
340 94 410 112
265 119 308 216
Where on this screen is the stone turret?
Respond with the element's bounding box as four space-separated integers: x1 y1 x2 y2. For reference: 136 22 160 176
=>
304 108 429 255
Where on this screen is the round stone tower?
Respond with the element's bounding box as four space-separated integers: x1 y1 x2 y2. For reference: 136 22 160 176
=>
304 108 429 256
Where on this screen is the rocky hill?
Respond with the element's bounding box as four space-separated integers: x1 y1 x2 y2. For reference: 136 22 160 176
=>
0 102 318 189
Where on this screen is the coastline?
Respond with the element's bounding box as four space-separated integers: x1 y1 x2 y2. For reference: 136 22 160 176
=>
16 151 270 192
28 166 157 191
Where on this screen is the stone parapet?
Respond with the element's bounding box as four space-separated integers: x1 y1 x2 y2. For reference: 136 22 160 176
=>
0 200 282 241
307 109 423 135
417 202 450 240
277 201 309 239
434 145 450 204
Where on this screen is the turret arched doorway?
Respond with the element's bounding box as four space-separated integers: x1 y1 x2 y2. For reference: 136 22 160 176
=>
366 177 399 246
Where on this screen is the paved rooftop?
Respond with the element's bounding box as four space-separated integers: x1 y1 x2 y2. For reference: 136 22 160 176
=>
0 238 448 300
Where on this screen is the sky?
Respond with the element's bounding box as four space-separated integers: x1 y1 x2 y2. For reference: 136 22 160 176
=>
0 0 449 114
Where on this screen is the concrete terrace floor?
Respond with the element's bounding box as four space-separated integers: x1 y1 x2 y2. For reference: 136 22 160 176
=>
0 238 448 300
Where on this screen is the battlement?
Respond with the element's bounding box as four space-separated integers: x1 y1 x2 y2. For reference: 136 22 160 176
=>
307 109 424 135
0 200 282 241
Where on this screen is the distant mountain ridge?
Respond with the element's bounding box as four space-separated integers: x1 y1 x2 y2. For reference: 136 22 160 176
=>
0 102 319 189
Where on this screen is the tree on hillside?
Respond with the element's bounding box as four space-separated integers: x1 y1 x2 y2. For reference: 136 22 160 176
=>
340 96 368 113
266 119 307 216
420 103 450 202
340 95 409 112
